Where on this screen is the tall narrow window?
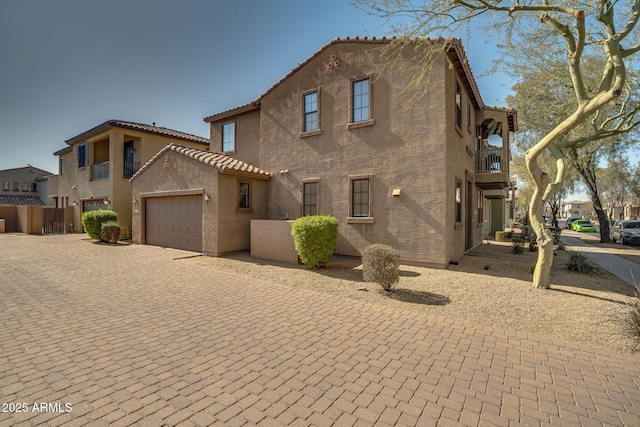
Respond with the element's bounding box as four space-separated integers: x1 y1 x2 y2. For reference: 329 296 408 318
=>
352 78 370 123
455 82 462 129
352 178 370 217
239 182 250 209
477 189 483 224
303 182 318 216
455 180 462 224
31 183 37 192
22 182 28 192
2 181 9 191
222 122 235 152
467 103 472 132
77 142 88 168
304 91 318 132
13 182 19 191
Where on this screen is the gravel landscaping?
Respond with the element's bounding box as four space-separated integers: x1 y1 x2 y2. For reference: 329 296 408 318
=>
183 237 639 353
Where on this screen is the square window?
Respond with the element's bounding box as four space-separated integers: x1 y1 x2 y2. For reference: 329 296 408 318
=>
222 122 235 152
303 181 318 216
304 91 319 132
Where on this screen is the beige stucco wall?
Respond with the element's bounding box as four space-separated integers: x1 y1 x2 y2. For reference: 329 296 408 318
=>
257 43 482 266
251 220 298 264
216 174 269 254
210 109 261 167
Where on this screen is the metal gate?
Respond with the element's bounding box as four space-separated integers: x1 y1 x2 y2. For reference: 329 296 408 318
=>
42 208 66 234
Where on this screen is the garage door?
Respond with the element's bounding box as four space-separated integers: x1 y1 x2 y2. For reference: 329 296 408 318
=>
145 195 203 252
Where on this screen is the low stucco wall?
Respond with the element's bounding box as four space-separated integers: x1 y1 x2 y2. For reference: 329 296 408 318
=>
251 220 298 264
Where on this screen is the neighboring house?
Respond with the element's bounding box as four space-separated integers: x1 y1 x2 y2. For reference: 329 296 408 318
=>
52 120 209 236
560 200 593 219
132 37 517 267
0 165 54 206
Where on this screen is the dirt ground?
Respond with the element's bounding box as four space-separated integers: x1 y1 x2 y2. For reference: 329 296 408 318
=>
183 235 640 353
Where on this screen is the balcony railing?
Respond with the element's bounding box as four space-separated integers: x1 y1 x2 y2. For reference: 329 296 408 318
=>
123 161 141 179
476 148 504 173
91 161 110 181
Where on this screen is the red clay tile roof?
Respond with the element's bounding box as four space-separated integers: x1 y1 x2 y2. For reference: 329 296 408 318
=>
0 195 44 205
129 144 272 182
203 36 498 124
64 120 209 146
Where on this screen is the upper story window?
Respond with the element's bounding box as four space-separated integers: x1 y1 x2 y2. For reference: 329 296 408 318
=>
77 142 88 168
13 182 19 191
352 78 370 123
222 122 235 153
2 181 9 191
22 182 28 192
467 103 472 133
31 183 37 192
303 91 319 132
455 82 462 130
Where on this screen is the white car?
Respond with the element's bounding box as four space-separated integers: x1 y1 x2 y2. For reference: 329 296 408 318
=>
611 220 640 245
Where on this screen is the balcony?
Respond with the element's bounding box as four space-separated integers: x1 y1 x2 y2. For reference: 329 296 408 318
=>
123 161 141 179
91 161 110 181
475 148 510 190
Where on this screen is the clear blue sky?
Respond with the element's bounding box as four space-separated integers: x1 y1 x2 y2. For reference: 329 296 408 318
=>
0 0 511 175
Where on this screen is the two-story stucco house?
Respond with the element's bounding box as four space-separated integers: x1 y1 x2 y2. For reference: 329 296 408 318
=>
131 37 516 267
52 120 209 236
0 165 54 206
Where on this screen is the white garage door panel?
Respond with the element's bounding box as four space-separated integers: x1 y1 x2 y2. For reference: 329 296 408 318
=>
145 196 203 252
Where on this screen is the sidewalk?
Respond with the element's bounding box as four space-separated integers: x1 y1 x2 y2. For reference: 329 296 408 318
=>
562 235 640 288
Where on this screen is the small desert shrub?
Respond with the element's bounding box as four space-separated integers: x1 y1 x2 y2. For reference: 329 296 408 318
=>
82 209 118 240
614 287 640 353
556 239 566 251
100 221 121 243
291 215 338 270
483 264 491 270
511 238 524 254
363 244 400 291
564 250 601 274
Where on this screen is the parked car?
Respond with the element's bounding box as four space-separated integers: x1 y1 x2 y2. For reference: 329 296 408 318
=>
564 217 580 229
571 219 597 232
611 220 640 245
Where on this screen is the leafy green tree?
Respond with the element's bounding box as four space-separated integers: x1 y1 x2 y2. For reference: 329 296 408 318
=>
354 0 640 289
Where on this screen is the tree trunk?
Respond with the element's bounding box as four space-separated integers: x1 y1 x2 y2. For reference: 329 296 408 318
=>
529 185 553 289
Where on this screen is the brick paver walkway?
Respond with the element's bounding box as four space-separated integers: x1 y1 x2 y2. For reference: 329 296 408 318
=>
1 234 639 426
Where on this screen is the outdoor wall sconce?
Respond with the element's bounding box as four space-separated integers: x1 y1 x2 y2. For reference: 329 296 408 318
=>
72 201 78 206
133 198 138 205
204 194 210 202
392 188 402 197
279 169 289 174
103 198 110 205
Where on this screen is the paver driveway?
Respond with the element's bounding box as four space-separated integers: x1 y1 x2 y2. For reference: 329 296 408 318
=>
1 233 639 426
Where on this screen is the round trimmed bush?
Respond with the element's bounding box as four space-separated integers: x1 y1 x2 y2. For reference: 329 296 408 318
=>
363 244 400 291
100 221 121 243
81 209 118 240
290 215 338 270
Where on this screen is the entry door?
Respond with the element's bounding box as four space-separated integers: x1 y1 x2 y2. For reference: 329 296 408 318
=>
490 199 504 235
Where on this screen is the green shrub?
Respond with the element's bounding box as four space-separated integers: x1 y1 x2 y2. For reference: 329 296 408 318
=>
363 244 400 291
291 215 338 270
564 250 601 274
81 209 118 240
100 221 121 243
